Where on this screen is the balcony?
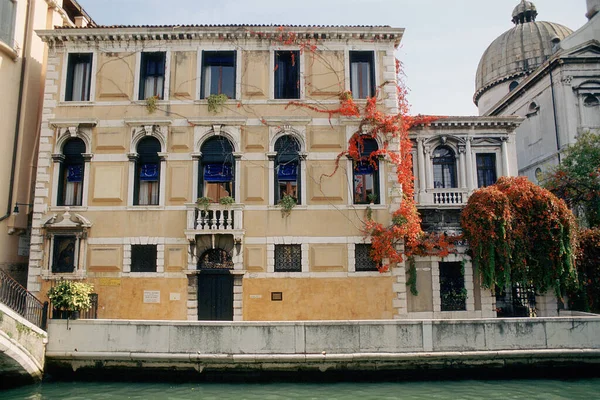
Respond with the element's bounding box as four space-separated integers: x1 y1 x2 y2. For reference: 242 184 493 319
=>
185 203 244 240
418 189 470 208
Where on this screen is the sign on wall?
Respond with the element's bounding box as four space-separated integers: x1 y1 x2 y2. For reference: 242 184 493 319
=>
143 290 161 303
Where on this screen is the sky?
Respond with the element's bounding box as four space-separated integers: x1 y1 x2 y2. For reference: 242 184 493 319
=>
75 0 589 116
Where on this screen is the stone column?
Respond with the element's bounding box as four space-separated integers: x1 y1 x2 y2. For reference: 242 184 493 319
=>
465 137 474 191
417 138 426 202
501 137 510 177
458 145 467 189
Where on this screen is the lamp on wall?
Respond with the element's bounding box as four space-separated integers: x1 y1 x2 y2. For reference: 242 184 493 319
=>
13 202 33 216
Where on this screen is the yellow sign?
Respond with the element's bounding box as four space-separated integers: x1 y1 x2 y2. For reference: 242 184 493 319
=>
99 278 121 286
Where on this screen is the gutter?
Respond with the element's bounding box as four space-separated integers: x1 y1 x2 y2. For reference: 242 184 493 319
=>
0 0 34 222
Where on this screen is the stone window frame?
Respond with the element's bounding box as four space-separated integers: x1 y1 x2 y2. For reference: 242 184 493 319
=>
126 123 169 208
59 49 98 103
50 122 95 210
122 237 165 277
267 240 308 274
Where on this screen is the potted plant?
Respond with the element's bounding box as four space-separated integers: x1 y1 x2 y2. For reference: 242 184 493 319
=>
278 194 297 217
47 280 94 320
367 193 377 204
196 196 213 211
219 196 235 206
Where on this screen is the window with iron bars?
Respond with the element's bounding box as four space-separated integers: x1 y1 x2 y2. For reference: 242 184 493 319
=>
274 244 302 272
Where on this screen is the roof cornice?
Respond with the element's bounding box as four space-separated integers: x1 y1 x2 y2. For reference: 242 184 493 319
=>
36 25 405 47
411 116 523 130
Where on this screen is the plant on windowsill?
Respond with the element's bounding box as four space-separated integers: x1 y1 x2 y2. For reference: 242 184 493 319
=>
367 193 377 204
47 280 94 320
219 196 235 206
278 194 297 218
196 196 213 211
145 95 159 114
207 93 228 113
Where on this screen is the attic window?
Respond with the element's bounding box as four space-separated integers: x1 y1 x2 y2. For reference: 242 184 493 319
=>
526 101 539 117
509 81 519 92
584 94 599 107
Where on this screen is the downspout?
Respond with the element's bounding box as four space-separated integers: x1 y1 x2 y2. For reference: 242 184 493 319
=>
549 60 562 164
0 0 34 222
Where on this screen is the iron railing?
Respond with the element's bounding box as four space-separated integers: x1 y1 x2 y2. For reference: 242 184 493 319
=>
0 269 48 330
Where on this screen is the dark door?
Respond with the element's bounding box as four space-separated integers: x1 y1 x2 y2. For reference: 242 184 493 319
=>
197 271 234 321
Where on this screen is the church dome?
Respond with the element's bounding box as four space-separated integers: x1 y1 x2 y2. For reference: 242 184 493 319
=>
474 0 573 105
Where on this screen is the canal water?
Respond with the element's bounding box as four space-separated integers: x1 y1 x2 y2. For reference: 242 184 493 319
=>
3 379 600 399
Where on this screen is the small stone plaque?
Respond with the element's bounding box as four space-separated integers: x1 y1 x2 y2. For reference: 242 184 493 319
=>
169 292 180 301
99 278 121 286
143 290 160 303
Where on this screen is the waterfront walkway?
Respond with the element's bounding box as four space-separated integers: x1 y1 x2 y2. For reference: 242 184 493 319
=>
45 317 600 375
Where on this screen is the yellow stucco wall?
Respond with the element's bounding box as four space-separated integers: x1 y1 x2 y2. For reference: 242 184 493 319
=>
242 277 395 320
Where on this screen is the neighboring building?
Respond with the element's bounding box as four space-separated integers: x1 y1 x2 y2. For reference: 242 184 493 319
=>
28 21 529 321
0 0 94 285
475 0 600 183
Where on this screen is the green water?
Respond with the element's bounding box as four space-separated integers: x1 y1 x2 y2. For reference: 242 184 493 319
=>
3 379 600 399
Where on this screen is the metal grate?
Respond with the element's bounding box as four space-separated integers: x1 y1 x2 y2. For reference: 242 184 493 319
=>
440 262 466 311
198 248 233 270
274 244 302 272
79 293 98 319
131 245 157 272
496 283 537 317
355 244 379 271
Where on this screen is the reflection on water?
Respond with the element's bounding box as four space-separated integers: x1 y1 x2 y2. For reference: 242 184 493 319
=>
3 379 600 400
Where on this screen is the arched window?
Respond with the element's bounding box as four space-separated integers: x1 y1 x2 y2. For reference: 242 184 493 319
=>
352 137 379 204
509 81 519 92
274 135 301 205
134 137 161 205
584 94 600 107
433 146 457 189
197 248 233 270
199 136 235 201
58 138 86 206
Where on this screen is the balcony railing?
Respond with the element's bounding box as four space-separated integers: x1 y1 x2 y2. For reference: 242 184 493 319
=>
186 203 244 235
418 189 470 207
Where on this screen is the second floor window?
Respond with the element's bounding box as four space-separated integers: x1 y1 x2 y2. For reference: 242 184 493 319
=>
58 138 86 206
201 51 235 99
274 136 301 205
134 137 161 205
433 146 457 189
350 51 375 99
139 52 166 100
274 51 300 99
476 153 497 188
65 53 92 102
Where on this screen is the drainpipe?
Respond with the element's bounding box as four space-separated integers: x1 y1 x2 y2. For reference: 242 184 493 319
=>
548 49 562 164
0 0 34 223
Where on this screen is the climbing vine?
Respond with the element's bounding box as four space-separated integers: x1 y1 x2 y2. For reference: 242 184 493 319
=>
461 176 578 296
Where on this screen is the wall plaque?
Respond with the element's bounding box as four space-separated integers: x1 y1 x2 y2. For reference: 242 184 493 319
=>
143 290 160 303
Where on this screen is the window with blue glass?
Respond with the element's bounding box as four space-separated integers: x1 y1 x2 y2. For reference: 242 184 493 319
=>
58 138 86 206
352 138 379 204
134 137 161 205
199 137 235 201
350 51 375 99
139 52 166 100
201 51 235 99
433 146 457 189
476 153 497 188
274 136 301 204
274 51 300 99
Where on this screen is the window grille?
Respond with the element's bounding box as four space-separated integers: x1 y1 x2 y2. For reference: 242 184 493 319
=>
439 262 466 311
198 248 233 270
274 244 302 272
355 244 379 271
131 245 157 272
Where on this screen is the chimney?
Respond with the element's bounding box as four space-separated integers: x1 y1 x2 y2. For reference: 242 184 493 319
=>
587 0 599 19
74 16 88 28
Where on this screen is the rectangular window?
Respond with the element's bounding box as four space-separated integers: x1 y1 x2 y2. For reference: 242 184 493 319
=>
139 52 166 100
0 0 16 47
274 51 300 99
65 53 93 102
439 262 466 312
131 245 157 272
201 51 235 99
350 51 375 99
476 153 497 188
52 236 77 273
274 244 301 272
62 164 84 206
353 162 378 204
354 244 379 271
276 162 298 202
